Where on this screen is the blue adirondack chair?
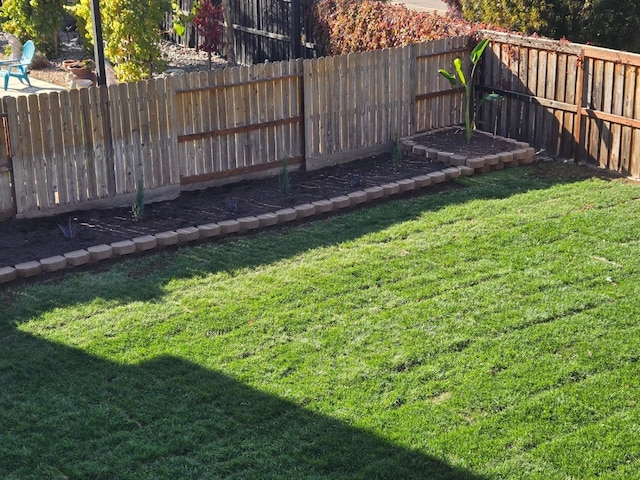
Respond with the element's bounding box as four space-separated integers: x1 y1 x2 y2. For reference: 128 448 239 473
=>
0 40 35 91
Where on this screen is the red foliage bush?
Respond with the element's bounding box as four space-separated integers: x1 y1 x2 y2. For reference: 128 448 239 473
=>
194 1 225 56
308 0 473 56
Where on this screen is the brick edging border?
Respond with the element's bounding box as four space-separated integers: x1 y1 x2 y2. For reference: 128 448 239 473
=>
0 135 535 285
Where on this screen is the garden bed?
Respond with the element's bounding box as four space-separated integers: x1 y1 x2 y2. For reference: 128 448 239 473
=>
0 129 535 283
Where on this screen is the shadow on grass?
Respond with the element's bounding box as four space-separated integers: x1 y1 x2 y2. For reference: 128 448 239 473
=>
1 330 486 479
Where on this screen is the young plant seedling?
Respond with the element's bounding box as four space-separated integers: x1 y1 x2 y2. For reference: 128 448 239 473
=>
392 130 403 169
279 157 291 195
131 178 145 221
58 217 79 240
438 38 503 142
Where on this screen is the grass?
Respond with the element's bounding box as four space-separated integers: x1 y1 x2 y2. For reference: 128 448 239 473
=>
2 163 640 479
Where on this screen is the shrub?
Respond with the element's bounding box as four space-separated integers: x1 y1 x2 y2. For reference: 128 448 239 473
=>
308 0 471 56
29 52 52 70
194 0 224 69
67 0 170 82
1 0 65 58
279 158 291 195
450 0 640 53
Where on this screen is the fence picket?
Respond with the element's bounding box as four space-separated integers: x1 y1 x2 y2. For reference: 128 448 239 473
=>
609 63 625 171
632 70 640 178
599 61 614 169
264 62 276 165
620 67 636 173
37 93 57 209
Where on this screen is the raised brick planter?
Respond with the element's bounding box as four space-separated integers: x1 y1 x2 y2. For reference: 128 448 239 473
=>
64 249 91 266
198 223 222 238
219 219 241 233
176 226 201 243
15 261 42 278
155 231 180 246
88 244 113 262
0 132 537 285
111 240 137 256
294 204 317 218
257 213 279 227
40 255 67 273
133 235 158 251
275 208 298 222
238 216 261 231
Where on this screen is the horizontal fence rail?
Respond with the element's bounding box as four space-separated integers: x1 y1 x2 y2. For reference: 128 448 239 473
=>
2 32 639 221
174 59 305 188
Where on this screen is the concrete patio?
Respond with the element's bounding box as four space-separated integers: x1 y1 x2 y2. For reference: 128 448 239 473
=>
0 75 67 98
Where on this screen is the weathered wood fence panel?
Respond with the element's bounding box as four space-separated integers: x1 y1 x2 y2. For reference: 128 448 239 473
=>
4 78 180 218
175 59 305 188
481 31 640 177
304 45 418 170
480 33 583 158
415 36 469 133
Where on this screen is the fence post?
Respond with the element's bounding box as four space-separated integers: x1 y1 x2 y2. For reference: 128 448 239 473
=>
0 100 16 220
572 48 586 164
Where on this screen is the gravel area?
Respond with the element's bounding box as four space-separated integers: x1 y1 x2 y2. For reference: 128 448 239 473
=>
10 30 227 87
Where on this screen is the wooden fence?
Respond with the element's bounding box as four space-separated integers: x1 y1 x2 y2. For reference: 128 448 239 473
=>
162 0 316 64
4 80 180 218
480 31 640 178
174 59 305 188
3 33 640 221
0 36 470 220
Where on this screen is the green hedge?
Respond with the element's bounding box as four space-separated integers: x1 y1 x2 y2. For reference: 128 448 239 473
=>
445 0 640 53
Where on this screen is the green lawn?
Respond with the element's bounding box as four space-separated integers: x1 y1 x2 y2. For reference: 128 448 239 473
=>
2 163 640 479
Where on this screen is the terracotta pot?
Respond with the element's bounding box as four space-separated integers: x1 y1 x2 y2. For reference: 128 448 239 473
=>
69 67 94 79
62 60 78 71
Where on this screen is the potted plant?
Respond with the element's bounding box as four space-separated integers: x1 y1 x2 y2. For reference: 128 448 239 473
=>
68 59 95 78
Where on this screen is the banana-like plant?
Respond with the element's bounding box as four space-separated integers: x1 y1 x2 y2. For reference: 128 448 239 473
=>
438 38 502 142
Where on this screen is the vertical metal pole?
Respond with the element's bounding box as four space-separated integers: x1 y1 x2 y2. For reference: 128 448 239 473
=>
90 0 107 86
291 0 301 59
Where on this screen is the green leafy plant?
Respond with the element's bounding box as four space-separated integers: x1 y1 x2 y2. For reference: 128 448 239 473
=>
1 0 65 58
391 130 402 169
57 217 79 240
438 38 502 142
447 0 640 53
171 1 193 38
279 158 291 195
131 178 145 220
67 0 170 82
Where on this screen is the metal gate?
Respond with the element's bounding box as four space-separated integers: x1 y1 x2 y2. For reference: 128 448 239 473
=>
0 110 16 221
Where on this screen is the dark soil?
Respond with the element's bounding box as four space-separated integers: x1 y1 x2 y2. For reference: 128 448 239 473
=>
0 128 519 269
0 153 447 268
410 128 520 156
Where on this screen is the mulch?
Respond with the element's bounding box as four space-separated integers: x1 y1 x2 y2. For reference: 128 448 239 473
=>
0 152 448 268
